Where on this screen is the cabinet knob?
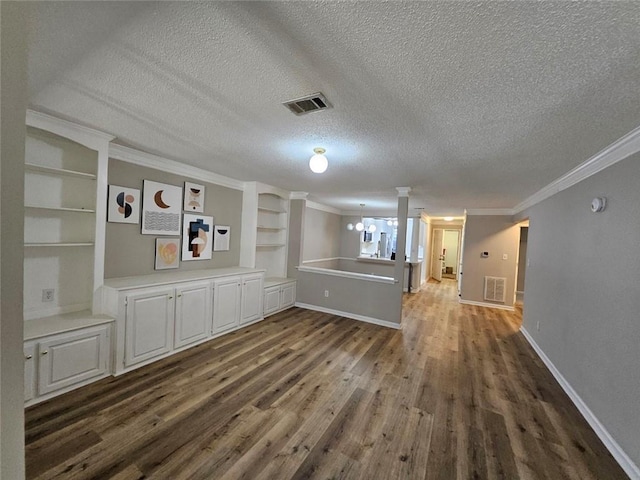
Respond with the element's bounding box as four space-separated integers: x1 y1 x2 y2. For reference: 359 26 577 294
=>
168 295 173 299
41 351 48 355
25 354 33 360
177 294 182 298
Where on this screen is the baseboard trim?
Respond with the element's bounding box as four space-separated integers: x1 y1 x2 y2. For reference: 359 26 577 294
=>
295 302 401 330
458 298 515 311
520 327 640 480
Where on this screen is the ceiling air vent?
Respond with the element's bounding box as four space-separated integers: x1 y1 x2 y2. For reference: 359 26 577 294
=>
283 92 332 116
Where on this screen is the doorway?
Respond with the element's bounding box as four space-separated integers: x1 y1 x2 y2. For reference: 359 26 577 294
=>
515 220 529 309
442 230 460 279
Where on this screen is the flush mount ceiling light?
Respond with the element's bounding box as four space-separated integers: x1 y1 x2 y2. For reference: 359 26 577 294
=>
309 147 328 174
444 216 454 221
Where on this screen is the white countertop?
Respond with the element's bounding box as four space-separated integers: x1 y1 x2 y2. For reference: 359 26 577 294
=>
24 310 114 341
103 267 265 290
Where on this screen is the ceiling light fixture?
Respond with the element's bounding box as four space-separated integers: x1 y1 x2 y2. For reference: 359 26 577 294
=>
368 224 377 233
355 203 365 231
444 216 454 221
309 147 328 173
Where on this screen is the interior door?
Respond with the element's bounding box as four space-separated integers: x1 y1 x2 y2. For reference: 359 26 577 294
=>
431 228 443 281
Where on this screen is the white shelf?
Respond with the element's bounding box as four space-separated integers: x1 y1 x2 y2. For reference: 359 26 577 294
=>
24 310 113 341
258 206 286 214
25 205 96 213
257 226 286 231
25 242 94 248
256 243 286 248
25 163 96 180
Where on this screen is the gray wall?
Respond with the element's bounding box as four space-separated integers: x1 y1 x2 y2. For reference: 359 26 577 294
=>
517 227 528 292
296 270 401 325
1 2 27 476
523 153 640 467
303 207 341 261
339 215 362 258
460 215 520 306
105 159 242 278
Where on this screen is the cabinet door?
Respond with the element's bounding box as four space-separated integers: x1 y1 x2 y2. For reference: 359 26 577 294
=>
280 282 296 309
213 277 241 334
38 325 110 395
174 282 211 348
125 288 174 367
241 274 264 324
24 342 36 402
263 286 281 316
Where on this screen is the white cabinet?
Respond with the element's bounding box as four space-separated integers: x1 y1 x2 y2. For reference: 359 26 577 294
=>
174 282 211 348
38 325 110 395
25 324 111 405
241 274 264 325
263 279 296 317
213 277 242 334
125 287 174 367
24 342 36 402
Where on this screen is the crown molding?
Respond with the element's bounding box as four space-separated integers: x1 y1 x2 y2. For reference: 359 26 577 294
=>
306 200 342 215
109 144 245 191
465 208 515 216
289 191 309 200
513 124 640 214
26 109 115 150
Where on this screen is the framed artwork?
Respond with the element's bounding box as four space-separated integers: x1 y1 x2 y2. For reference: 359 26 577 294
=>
213 225 230 251
155 238 180 270
182 214 213 261
184 181 205 212
107 185 140 224
142 180 182 235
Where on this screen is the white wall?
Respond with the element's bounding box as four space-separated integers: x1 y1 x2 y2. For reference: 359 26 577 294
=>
0 2 27 477
521 152 640 473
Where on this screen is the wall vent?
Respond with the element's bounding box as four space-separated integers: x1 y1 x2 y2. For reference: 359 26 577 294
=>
484 276 506 303
283 92 332 116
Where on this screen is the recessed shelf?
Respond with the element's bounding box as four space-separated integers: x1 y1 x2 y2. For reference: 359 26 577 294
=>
257 226 286 231
257 206 286 214
25 205 96 213
25 163 97 180
24 242 94 248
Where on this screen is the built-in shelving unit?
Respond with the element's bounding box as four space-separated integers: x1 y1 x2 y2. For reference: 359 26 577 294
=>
255 191 289 278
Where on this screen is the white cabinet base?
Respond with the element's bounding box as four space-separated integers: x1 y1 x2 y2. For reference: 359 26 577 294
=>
263 279 296 317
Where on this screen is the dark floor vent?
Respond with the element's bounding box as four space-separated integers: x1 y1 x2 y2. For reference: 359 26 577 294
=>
283 92 332 116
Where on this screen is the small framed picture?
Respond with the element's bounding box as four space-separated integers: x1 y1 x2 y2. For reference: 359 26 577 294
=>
182 214 213 261
184 182 205 212
213 225 231 251
155 238 180 270
107 185 140 224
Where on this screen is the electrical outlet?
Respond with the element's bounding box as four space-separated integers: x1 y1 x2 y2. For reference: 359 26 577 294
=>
324 290 329 298
42 289 55 302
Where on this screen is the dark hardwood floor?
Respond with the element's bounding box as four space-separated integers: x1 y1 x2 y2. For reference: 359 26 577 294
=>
25 280 628 479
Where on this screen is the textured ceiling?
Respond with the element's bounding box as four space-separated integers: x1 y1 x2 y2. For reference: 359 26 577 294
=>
26 1 640 215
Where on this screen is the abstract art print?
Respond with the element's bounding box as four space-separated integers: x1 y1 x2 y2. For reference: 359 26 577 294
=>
142 180 182 235
155 238 180 270
182 214 213 261
213 225 231 251
184 181 205 212
107 185 140 224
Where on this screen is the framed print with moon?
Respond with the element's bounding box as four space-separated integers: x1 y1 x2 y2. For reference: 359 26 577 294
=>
184 181 205 212
107 185 140 223
182 214 213 261
142 180 182 235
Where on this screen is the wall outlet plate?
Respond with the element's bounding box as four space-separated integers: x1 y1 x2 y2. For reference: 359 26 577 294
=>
42 289 54 302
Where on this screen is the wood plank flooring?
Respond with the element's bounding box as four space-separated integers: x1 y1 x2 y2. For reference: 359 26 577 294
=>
25 280 629 479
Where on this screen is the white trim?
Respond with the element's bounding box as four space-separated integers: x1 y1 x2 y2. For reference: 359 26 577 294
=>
396 186 411 197
301 257 344 265
458 298 515 311
289 191 308 200
520 327 640 480
306 200 342 215
466 208 515 216
295 302 401 330
26 110 115 150
109 144 244 191
514 125 640 214
297 265 397 284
